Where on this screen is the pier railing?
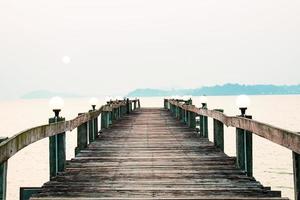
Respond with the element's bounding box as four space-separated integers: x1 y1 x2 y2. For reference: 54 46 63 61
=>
0 98 140 200
165 98 300 200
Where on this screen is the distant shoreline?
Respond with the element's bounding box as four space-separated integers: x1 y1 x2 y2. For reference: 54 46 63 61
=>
127 83 300 97
15 84 300 100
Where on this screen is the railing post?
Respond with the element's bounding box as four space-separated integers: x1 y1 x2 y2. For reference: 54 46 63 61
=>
187 111 190 126
109 111 113 125
178 107 182 121
181 108 185 123
75 113 88 156
101 112 109 129
88 111 95 143
189 111 196 129
200 115 208 138
236 115 253 177
49 117 66 179
112 108 116 122
164 99 167 109
293 149 300 200
200 103 208 138
213 109 224 151
94 117 98 138
176 105 179 119
126 98 130 114
0 137 8 200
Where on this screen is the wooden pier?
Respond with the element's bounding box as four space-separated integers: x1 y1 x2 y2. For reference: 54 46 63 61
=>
0 98 299 199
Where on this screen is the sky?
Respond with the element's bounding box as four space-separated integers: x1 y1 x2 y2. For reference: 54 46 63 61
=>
0 0 299 99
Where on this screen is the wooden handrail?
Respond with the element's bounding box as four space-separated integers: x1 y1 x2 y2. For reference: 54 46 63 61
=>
0 99 139 164
167 99 300 154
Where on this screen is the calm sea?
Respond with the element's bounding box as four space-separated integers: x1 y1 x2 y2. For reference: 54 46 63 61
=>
0 95 299 200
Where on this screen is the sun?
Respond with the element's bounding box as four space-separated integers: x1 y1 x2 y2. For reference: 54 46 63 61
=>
62 56 71 64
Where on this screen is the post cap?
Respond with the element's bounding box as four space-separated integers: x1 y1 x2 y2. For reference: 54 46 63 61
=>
49 96 64 110
236 95 251 109
89 97 99 107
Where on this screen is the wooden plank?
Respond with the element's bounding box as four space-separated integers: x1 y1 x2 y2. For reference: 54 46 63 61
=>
31 108 287 200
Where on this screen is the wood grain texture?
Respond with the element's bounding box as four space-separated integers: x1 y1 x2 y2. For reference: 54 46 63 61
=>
168 99 300 154
31 109 287 200
0 100 137 164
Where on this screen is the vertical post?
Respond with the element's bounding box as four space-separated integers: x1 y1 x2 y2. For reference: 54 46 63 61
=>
134 101 137 110
181 108 185 123
0 137 8 200
88 111 94 143
187 111 190 126
189 111 196 129
109 111 113 125
75 113 88 156
126 98 130 114
199 115 203 137
236 115 253 177
200 103 208 138
178 107 182 121
138 99 141 108
200 115 208 138
49 117 66 179
20 187 42 200
293 151 300 200
213 109 224 151
101 112 108 129
94 117 98 139
112 108 116 122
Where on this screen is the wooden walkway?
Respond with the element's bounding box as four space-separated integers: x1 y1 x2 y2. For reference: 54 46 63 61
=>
32 108 287 200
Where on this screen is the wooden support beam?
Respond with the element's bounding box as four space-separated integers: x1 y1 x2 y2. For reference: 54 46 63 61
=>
213 109 224 151
180 108 185 123
236 115 253 177
187 111 191 127
88 111 94 143
101 112 107 129
164 99 167 109
0 137 8 200
126 99 130 114
200 115 208 138
189 111 196 129
49 117 66 180
137 99 141 108
109 111 112 125
94 117 98 139
75 113 88 156
20 187 42 200
293 151 300 200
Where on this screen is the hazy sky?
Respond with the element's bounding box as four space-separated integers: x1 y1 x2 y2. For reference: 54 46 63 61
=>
0 0 299 99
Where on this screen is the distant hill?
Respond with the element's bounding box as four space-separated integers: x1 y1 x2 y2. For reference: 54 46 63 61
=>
21 90 82 99
127 84 300 97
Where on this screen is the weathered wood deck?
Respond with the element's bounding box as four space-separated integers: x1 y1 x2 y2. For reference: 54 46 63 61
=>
31 108 287 200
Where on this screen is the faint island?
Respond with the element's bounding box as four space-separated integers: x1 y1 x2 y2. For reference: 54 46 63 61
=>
127 83 300 97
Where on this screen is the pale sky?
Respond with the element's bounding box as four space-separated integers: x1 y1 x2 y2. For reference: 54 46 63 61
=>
0 0 299 99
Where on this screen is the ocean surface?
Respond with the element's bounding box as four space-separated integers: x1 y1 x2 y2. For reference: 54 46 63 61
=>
0 95 299 200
